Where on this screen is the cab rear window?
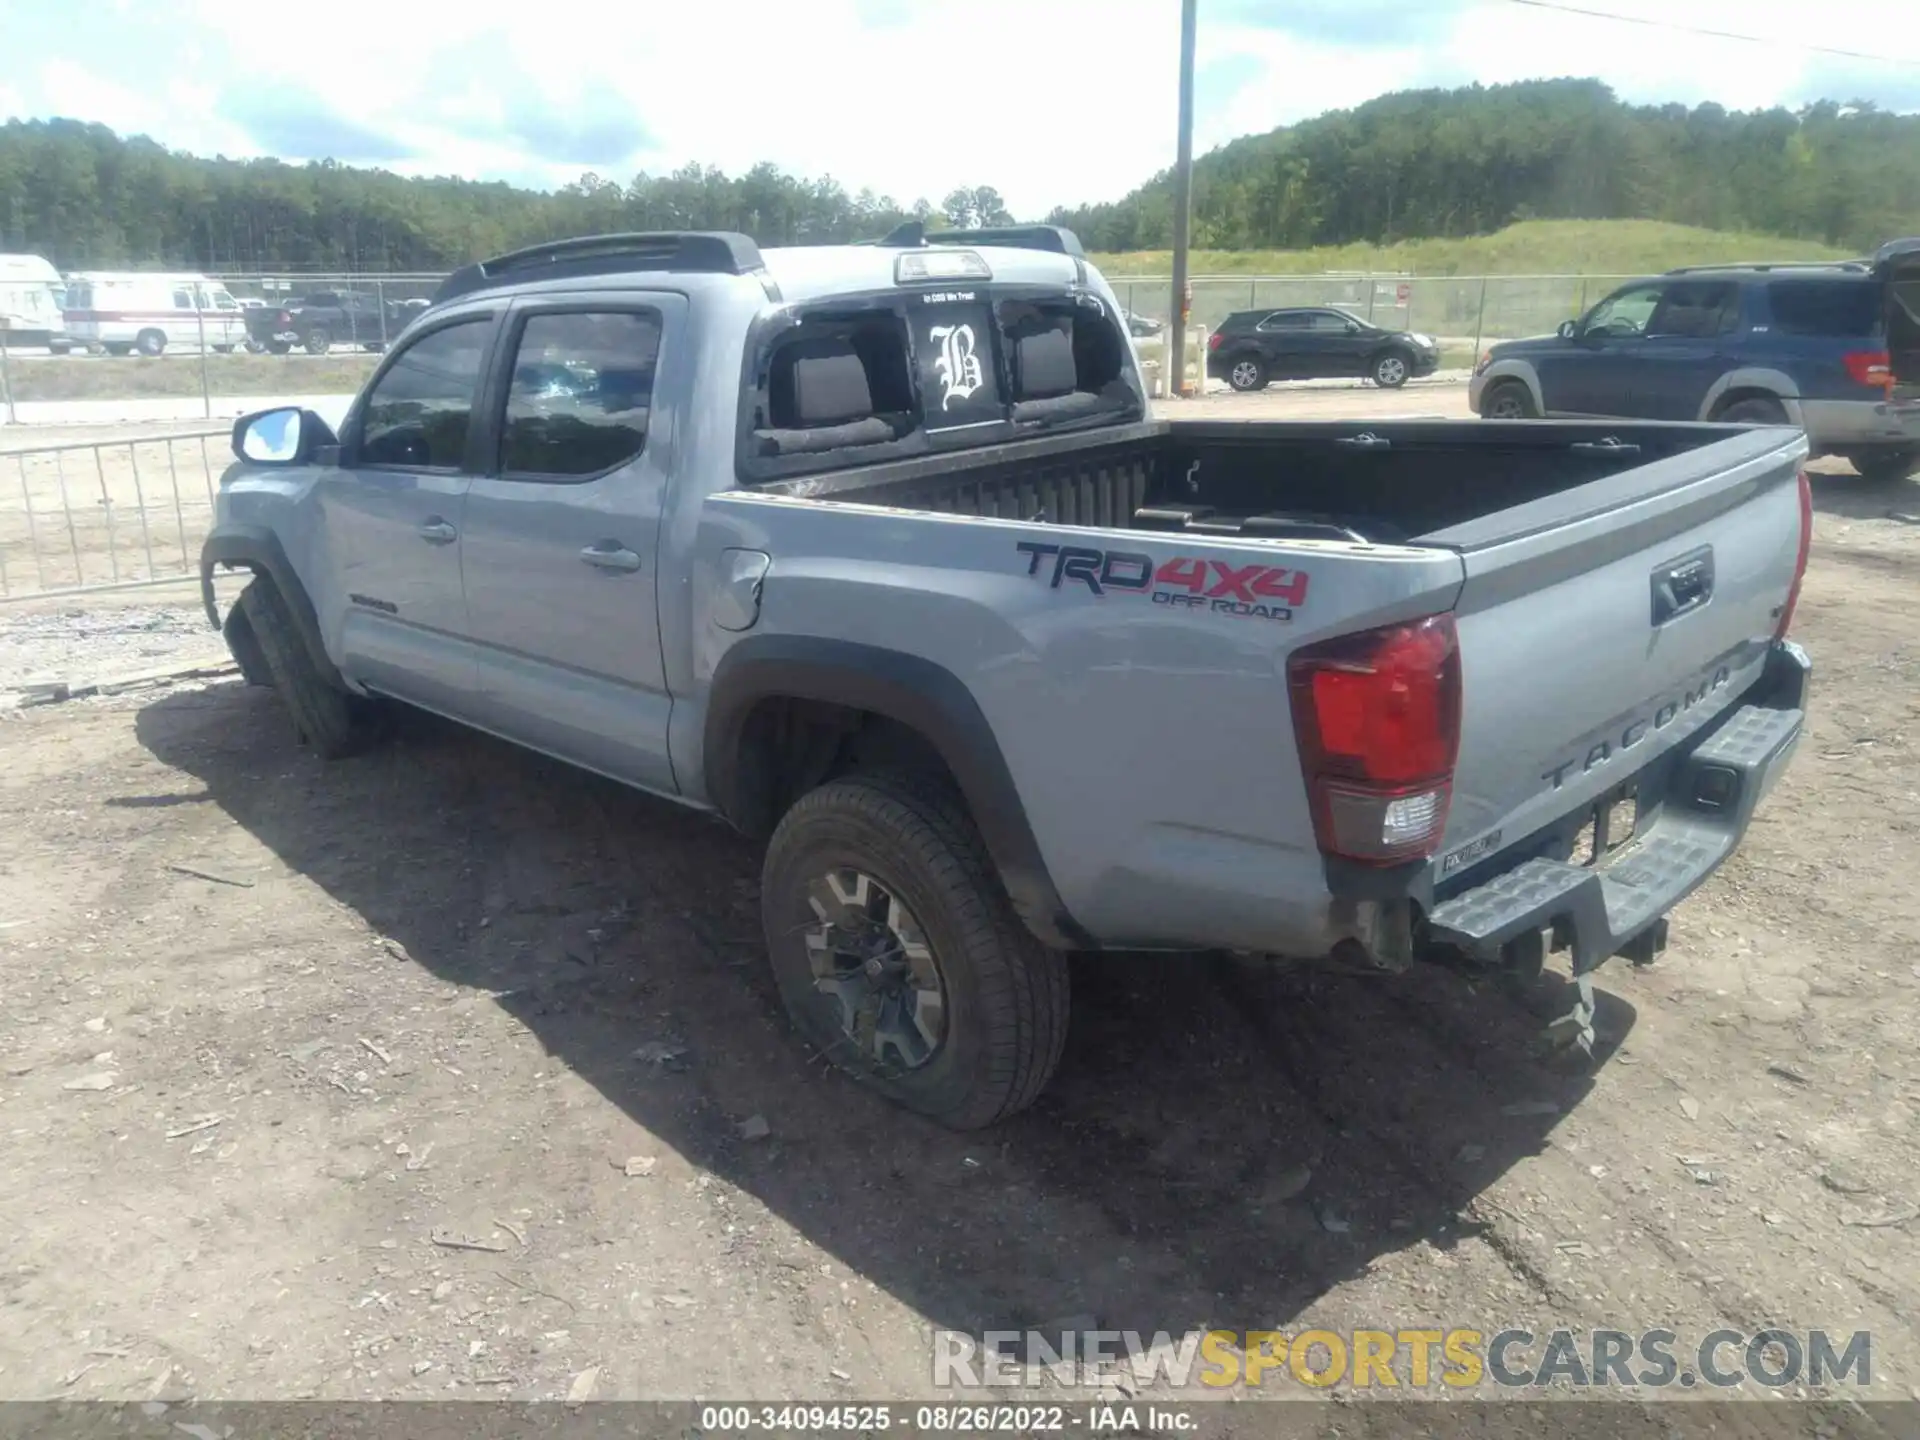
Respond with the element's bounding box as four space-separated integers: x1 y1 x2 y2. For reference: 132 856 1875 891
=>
1766 279 1881 337
739 288 1142 484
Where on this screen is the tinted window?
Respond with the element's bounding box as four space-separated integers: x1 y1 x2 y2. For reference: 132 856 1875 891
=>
1648 281 1741 338
1584 285 1663 337
1260 312 1311 330
501 311 660 478
360 320 490 469
172 289 194 309
1306 311 1356 332
1767 279 1880 337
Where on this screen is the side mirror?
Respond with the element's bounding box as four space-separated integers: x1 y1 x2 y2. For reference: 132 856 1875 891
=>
1558 320 1579 340
232 406 334 465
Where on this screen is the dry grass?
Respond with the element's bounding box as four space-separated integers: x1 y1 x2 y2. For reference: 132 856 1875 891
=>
1 353 378 403
1093 218 1855 278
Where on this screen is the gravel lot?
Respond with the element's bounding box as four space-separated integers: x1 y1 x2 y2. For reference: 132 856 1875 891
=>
1 383 1916 1427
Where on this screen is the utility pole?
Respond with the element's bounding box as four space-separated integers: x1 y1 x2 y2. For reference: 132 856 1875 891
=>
1168 0 1198 399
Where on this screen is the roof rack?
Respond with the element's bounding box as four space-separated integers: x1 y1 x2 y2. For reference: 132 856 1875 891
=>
1663 259 1871 276
433 231 765 305
871 222 1085 257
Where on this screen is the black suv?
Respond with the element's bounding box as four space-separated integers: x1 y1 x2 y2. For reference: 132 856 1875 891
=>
1207 307 1440 391
1472 244 1920 482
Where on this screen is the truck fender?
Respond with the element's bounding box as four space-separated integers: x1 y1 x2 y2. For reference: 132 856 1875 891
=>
1477 357 1544 414
199 525 345 691
1698 368 1804 424
703 635 1093 950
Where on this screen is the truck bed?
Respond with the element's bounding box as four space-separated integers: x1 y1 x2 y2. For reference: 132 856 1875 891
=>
760 418 1758 544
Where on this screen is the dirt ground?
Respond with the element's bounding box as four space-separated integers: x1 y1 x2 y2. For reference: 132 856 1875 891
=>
1 385 1918 1422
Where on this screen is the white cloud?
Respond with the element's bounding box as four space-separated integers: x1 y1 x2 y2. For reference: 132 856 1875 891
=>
5 0 1917 216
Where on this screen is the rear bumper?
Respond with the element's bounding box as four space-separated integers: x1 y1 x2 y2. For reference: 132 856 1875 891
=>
1426 640 1809 973
1798 397 1920 451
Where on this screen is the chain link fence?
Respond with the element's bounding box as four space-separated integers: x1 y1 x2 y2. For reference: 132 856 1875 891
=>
0 270 1638 426
1108 273 1627 363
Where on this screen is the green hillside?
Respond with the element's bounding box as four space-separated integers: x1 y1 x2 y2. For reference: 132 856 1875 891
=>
1054 79 1920 258
1092 219 1858 278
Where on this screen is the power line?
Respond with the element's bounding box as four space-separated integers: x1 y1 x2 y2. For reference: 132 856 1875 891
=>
1500 0 1920 69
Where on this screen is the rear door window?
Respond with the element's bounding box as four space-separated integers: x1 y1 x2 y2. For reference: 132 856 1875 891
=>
1647 281 1741 338
359 319 491 470
1766 279 1881 337
499 310 661 479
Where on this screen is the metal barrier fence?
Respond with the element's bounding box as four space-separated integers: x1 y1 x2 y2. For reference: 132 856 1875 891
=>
0 429 229 600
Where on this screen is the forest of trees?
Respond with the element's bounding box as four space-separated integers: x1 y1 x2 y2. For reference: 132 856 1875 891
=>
3 78 1917 271
1049 79 1920 257
0 116 1015 270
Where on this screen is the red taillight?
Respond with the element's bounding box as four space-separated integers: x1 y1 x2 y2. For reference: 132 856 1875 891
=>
1287 614 1462 865
1207 332 1223 351
1776 467 1813 640
1843 350 1891 389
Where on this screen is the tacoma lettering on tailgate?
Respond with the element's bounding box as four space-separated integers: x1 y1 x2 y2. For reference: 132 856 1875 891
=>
1539 663 1734 790
1016 541 1308 622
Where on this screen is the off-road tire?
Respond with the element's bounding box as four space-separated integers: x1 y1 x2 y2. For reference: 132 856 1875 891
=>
762 771 1070 1129
238 577 377 758
221 598 274 687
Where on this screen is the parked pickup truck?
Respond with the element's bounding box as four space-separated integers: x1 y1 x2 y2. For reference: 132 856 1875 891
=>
244 290 404 354
203 227 1812 1129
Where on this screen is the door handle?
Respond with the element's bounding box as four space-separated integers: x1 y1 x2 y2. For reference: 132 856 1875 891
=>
580 543 642 573
416 519 457 544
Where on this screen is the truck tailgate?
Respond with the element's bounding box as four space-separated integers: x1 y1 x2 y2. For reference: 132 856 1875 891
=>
1427 427 1808 873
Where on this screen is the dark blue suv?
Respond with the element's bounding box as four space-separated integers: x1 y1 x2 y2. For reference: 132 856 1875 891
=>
1471 249 1920 482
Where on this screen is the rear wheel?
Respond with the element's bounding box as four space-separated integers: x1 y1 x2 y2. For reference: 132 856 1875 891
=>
134 329 166 357
1372 350 1412 388
238 577 380 758
761 771 1070 1129
1481 379 1536 420
302 327 331 355
1716 396 1791 425
1852 447 1919 484
1227 356 1267 392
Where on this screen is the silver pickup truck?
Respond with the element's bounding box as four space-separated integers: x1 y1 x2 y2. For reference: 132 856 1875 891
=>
204 227 1812 1129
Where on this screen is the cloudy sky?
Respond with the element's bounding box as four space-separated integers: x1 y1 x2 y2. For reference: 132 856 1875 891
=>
3 0 1917 217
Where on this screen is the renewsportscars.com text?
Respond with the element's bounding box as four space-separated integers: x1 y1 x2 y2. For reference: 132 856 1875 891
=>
933 1326 1871 1391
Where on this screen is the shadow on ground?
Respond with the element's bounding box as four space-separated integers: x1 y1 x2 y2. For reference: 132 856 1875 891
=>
136 685 1634 1341
1808 459 1920 522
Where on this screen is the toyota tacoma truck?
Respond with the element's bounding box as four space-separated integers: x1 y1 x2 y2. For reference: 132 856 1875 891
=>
202 227 1813 1129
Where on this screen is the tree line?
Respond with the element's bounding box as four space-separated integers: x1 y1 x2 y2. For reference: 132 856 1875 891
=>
1047 79 1920 259
4 77 1918 272
0 117 1014 271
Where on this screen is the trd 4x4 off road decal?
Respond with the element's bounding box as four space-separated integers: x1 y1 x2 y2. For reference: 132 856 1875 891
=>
1016 541 1309 622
